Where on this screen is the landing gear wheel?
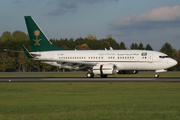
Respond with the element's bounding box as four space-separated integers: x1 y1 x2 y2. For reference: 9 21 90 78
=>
86 72 94 78
155 73 159 78
100 75 108 78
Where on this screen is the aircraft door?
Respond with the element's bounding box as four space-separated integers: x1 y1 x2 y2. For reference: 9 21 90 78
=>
148 54 153 62
50 54 54 59
50 54 54 64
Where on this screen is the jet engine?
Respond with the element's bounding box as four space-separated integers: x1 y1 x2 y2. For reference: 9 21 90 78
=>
93 64 117 75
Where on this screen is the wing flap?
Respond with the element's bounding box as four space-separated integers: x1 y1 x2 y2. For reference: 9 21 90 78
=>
35 58 97 69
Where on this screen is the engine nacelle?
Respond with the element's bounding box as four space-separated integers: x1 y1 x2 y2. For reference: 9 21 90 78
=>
93 64 117 75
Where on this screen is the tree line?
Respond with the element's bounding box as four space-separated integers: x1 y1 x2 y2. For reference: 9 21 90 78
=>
0 31 179 72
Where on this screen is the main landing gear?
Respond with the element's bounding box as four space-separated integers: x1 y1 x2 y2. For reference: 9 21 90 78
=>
100 75 108 78
155 73 159 78
86 72 94 78
86 71 108 78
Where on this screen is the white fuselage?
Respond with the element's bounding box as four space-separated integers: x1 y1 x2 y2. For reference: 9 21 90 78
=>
31 50 177 71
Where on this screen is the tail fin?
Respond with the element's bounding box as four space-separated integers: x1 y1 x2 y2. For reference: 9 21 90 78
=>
24 16 66 52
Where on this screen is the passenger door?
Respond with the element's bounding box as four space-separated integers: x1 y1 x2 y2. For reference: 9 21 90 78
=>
148 54 153 62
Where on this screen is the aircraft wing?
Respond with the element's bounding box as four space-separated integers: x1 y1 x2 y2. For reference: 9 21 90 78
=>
35 58 97 70
6 44 97 70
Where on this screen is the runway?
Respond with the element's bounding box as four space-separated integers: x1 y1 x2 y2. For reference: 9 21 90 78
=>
0 77 180 82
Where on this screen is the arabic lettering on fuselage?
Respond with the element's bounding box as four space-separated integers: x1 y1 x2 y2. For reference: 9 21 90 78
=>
117 53 139 56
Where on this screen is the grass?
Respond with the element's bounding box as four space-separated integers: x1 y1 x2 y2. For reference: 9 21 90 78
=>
0 82 180 120
0 71 180 77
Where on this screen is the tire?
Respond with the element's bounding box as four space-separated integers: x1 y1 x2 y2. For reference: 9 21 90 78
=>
86 73 94 78
86 73 91 78
155 74 159 78
100 75 108 78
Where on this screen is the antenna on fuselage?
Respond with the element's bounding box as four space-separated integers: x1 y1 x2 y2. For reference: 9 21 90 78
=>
110 47 113 50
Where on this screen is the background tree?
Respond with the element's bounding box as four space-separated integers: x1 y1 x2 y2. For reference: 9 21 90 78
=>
60 45 69 49
159 42 174 58
177 50 180 70
106 39 119 49
101 41 110 49
75 44 90 50
0 31 11 42
12 31 29 41
130 43 138 49
119 42 126 49
0 52 8 72
42 63 52 72
31 60 42 72
87 34 97 40
17 52 29 72
145 44 153 50
106 34 113 40
5 57 15 71
138 43 144 50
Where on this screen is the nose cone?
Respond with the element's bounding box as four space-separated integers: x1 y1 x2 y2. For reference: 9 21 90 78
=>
169 59 177 67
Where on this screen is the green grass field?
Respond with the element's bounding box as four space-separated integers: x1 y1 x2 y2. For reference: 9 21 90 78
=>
0 82 180 120
0 71 180 77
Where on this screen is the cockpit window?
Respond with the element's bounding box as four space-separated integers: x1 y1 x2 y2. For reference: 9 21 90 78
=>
141 53 147 56
159 56 169 58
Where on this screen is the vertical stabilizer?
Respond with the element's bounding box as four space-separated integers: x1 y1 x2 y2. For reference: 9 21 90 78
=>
24 16 66 52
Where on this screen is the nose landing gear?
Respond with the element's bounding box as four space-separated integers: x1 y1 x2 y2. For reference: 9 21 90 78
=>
155 73 159 78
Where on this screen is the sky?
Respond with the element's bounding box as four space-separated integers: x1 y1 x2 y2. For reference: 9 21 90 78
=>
0 0 180 50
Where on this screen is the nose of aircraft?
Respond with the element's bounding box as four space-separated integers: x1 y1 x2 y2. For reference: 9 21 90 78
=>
169 59 178 67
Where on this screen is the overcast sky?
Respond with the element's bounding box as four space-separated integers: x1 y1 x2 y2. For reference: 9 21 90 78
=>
1 0 180 50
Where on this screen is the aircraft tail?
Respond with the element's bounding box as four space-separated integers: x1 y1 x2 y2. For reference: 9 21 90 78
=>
24 16 66 52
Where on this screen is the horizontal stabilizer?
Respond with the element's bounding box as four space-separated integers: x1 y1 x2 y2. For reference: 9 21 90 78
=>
4 49 24 53
21 44 34 58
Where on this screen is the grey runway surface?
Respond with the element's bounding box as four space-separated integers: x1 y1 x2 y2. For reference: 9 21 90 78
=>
0 77 180 82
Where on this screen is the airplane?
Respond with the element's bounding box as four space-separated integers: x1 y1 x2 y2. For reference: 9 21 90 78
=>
5 16 177 78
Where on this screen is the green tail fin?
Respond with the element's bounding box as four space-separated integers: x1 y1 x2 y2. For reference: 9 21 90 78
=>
21 44 33 58
24 16 66 52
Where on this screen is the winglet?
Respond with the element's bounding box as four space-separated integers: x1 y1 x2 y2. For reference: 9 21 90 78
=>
21 44 34 58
